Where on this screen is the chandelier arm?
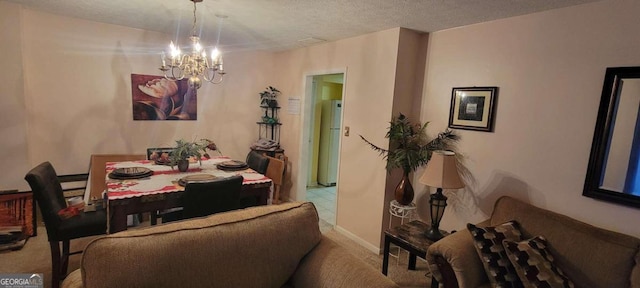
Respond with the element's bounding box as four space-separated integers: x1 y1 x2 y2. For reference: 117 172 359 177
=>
211 74 224 84
211 69 225 84
169 66 185 81
180 54 189 68
202 68 215 82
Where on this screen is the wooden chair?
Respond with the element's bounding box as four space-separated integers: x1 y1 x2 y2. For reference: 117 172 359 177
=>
161 175 244 222
86 154 146 202
265 156 286 204
25 162 107 288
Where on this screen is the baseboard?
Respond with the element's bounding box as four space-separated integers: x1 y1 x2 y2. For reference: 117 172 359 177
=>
334 225 381 254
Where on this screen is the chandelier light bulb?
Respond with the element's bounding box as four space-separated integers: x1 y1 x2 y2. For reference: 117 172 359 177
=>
211 48 221 64
194 41 202 52
169 41 180 58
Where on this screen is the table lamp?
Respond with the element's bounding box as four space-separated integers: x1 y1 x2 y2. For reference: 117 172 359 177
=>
419 150 464 240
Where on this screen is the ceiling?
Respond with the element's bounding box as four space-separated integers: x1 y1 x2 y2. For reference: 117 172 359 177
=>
5 0 600 53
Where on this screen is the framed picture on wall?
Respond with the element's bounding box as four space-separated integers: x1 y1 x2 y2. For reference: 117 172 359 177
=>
448 86 498 132
131 74 196 121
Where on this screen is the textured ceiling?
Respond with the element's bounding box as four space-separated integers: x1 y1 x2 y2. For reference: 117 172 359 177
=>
5 0 600 52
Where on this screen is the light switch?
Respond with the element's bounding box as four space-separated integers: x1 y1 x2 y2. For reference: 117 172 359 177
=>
344 126 350 137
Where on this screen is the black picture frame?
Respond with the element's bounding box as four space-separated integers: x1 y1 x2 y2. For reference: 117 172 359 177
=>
583 66 640 208
448 87 498 132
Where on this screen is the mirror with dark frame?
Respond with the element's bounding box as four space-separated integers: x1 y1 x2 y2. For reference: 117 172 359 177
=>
584 66 640 208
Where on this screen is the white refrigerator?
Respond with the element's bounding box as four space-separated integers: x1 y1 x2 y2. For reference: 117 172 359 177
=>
318 100 341 186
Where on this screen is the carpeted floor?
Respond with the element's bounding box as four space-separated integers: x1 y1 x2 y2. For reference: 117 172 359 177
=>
0 220 430 288
323 228 431 287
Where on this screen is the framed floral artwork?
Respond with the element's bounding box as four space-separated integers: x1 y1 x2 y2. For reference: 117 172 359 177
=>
131 74 196 120
448 87 498 132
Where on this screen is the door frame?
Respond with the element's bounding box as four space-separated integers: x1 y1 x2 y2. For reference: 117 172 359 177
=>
296 68 347 202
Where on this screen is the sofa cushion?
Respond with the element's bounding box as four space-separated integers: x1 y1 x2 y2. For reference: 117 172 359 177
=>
468 221 523 288
80 202 321 288
291 236 399 288
489 196 640 288
503 236 574 288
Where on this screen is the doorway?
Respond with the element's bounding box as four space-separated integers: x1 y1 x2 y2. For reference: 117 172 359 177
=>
304 73 344 226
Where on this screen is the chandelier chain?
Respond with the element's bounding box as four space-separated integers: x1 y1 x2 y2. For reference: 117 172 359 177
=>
191 1 197 37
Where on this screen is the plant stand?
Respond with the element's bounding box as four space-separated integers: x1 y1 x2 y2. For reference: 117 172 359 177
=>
257 105 281 144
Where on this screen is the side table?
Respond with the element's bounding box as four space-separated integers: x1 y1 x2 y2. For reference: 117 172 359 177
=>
382 220 448 287
388 200 416 264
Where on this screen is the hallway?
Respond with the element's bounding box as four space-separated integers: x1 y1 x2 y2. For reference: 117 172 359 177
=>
306 186 336 225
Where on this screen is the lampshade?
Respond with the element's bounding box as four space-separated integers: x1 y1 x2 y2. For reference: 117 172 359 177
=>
419 150 464 189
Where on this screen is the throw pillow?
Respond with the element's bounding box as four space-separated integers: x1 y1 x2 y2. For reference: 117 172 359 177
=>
467 221 524 288
503 236 574 288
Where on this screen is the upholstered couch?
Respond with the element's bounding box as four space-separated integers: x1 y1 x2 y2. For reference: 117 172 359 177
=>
62 202 398 288
426 196 640 288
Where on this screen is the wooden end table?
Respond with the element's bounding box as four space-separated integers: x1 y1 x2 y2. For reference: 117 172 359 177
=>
382 220 448 287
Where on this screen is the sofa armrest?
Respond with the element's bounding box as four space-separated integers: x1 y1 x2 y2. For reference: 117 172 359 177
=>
426 229 488 288
291 236 399 288
61 269 82 288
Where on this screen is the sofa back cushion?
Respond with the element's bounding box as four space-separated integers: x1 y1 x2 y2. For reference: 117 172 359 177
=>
489 196 640 288
81 202 321 288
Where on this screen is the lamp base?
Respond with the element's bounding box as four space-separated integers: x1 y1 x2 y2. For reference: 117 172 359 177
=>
425 227 444 241
425 188 447 241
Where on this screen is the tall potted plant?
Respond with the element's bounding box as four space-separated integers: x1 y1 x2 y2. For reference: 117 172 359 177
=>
360 113 459 205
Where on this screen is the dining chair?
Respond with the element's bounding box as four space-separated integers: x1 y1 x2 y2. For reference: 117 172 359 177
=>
85 154 146 202
246 150 270 174
86 154 146 226
24 162 107 288
160 175 244 223
265 156 286 204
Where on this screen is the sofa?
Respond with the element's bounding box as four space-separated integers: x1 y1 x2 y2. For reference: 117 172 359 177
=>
426 196 640 288
62 202 398 288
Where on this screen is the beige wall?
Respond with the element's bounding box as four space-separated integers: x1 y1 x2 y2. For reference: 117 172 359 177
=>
273 28 404 250
0 2 30 191
383 29 429 245
419 0 640 238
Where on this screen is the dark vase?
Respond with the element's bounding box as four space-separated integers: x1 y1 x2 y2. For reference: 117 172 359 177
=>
268 99 278 108
177 159 189 172
395 172 414 205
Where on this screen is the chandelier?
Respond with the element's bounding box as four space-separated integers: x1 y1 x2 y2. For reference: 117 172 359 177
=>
159 0 225 89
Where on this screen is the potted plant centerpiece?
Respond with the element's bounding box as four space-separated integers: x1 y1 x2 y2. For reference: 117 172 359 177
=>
170 139 208 172
260 86 280 108
360 113 460 205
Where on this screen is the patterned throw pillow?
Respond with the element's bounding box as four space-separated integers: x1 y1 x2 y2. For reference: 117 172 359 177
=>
503 236 574 288
467 221 524 288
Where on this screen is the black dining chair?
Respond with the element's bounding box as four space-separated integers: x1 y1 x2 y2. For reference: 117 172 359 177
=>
160 175 244 223
24 162 107 288
246 150 270 174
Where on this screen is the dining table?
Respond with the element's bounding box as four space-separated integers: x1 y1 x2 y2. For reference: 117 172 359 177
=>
105 156 272 233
